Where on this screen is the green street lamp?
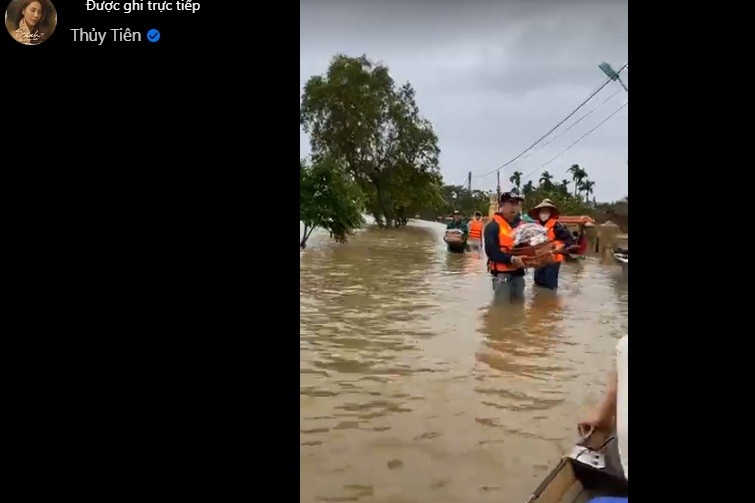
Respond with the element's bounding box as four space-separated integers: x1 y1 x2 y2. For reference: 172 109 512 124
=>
599 62 628 92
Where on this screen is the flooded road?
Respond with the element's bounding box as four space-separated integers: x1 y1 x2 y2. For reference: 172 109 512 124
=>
300 220 628 503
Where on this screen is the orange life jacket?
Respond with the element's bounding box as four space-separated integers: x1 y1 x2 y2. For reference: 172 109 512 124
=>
487 214 519 273
543 218 564 263
469 219 483 239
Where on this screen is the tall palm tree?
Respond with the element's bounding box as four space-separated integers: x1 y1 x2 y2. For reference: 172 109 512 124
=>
581 179 595 203
539 171 553 189
522 180 534 196
509 171 522 192
568 164 587 197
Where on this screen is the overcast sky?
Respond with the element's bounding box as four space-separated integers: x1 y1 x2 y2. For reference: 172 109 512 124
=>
300 0 628 202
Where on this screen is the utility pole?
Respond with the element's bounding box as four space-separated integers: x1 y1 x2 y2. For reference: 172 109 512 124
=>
598 62 628 92
496 171 501 199
467 171 472 191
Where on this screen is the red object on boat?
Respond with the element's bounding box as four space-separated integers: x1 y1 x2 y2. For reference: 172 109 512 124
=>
574 234 589 255
557 215 595 226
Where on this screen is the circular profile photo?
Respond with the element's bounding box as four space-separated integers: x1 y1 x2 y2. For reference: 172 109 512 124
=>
5 0 57 45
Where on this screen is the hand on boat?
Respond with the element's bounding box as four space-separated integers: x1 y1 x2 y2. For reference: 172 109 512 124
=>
577 423 595 440
578 411 612 437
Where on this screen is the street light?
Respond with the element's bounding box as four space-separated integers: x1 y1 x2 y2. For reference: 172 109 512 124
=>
599 62 628 92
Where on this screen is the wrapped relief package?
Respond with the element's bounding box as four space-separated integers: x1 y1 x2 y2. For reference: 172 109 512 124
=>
513 223 549 247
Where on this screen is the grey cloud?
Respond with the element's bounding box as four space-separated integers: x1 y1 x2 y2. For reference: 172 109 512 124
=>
300 0 628 201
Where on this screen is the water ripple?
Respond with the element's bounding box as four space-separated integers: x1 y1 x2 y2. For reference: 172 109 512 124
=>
301 220 627 503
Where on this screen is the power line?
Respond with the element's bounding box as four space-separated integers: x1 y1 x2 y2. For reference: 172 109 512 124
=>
509 87 623 178
477 62 628 181
477 79 611 179
519 101 628 184
527 88 623 153
541 102 627 170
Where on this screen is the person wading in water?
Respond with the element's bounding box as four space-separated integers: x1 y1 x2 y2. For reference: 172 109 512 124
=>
527 199 572 290
445 210 469 253
468 211 484 256
484 192 527 302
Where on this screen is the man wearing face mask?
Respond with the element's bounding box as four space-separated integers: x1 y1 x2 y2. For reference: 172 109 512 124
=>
484 192 528 302
527 199 573 290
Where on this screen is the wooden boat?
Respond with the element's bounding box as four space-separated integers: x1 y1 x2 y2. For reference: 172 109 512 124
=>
612 247 628 266
564 253 586 262
444 229 468 253
558 215 596 227
561 245 587 262
525 430 627 503
444 230 465 245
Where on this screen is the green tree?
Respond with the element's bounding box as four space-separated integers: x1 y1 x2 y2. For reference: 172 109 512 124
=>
438 185 489 217
300 54 442 228
523 166 594 216
538 170 554 190
300 157 365 249
388 166 445 226
568 164 587 198
509 171 523 192
580 179 595 203
522 180 535 197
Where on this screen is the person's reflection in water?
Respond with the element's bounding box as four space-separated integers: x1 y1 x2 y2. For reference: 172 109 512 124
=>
444 251 466 274
476 293 565 375
528 287 565 336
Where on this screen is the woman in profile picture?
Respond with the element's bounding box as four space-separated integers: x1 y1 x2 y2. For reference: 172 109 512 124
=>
8 0 55 45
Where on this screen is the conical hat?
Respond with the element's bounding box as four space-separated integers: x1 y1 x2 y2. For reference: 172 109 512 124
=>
527 199 560 219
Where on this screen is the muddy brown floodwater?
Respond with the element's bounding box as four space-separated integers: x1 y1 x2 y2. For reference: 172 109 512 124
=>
300 220 627 503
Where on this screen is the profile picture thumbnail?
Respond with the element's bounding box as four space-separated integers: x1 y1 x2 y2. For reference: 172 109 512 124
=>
5 0 57 45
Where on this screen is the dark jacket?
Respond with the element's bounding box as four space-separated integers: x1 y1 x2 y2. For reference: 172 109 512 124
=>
544 220 573 248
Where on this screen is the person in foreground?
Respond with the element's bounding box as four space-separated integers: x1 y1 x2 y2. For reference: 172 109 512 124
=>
445 210 469 253
467 211 484 254
484 192 527 302
528 199 572 290
578 335 628 480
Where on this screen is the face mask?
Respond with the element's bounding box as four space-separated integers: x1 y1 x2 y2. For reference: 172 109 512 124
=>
539 211 551 221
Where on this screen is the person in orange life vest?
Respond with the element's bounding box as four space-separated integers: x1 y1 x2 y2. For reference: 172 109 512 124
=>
468 211 484 253
527 199 573 290
484 192 528 302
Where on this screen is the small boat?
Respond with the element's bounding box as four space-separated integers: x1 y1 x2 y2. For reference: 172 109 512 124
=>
612 247 628 266
564 253 586 262
444 229 467 253
525 431 628 503
558 215 596 227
